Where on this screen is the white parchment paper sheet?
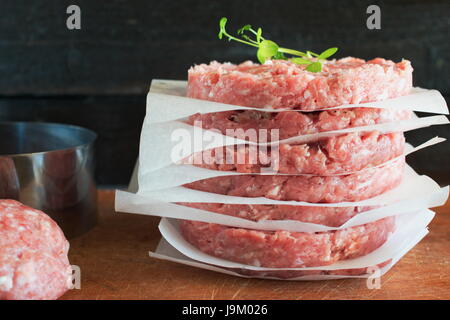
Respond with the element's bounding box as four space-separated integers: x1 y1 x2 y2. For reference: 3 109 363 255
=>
115 184 447 233
150 225 427 280
147 209 433 280
148 80 449 123
116 157 448 232
128 165 446 207
139 116 449 174
138 137 445 191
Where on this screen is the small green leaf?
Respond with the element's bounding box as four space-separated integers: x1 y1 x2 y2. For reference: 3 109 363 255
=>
259 40 279 58
291 57 311 65
218 17 228 39
273 51 287 60
257 40 279 64
318 47 338 59
257 48 266 64
219 17 228 29
237 24 252 35
306 62 323 73
216 18 338 67
256 28 262 43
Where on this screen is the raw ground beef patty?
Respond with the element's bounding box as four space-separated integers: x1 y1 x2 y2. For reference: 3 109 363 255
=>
184 158 404 203
187 58 412 110
186 107 412 142
180 216 395 268
186 131 405 175
0 200 71 300
178 203 377 228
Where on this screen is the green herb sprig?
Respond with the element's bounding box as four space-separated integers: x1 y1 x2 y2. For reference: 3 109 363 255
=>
218 17 338 73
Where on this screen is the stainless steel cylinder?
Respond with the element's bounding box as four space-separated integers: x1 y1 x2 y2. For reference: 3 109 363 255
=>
0 122 97 238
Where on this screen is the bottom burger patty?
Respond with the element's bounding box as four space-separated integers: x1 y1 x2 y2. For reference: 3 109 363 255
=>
180 216 395 268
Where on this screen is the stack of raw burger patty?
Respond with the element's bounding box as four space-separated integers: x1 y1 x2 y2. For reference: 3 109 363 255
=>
179 57 413 276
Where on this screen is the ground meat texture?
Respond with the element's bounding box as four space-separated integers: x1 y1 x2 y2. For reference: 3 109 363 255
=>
0 200 71 300
178 203 377 227
187 58 412 110
186 131 405 175
180 216 395 268
184 157 404 203
186 108 412 142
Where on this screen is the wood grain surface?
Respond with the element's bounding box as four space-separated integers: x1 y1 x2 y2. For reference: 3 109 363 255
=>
60 190 450 300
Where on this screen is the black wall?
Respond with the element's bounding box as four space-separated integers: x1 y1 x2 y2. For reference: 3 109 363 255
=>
0 0 449 185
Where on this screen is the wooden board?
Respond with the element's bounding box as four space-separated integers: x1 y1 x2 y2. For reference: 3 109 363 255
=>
61 190 450 300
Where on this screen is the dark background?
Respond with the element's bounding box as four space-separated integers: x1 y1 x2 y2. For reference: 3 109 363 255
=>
0 0 449 186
